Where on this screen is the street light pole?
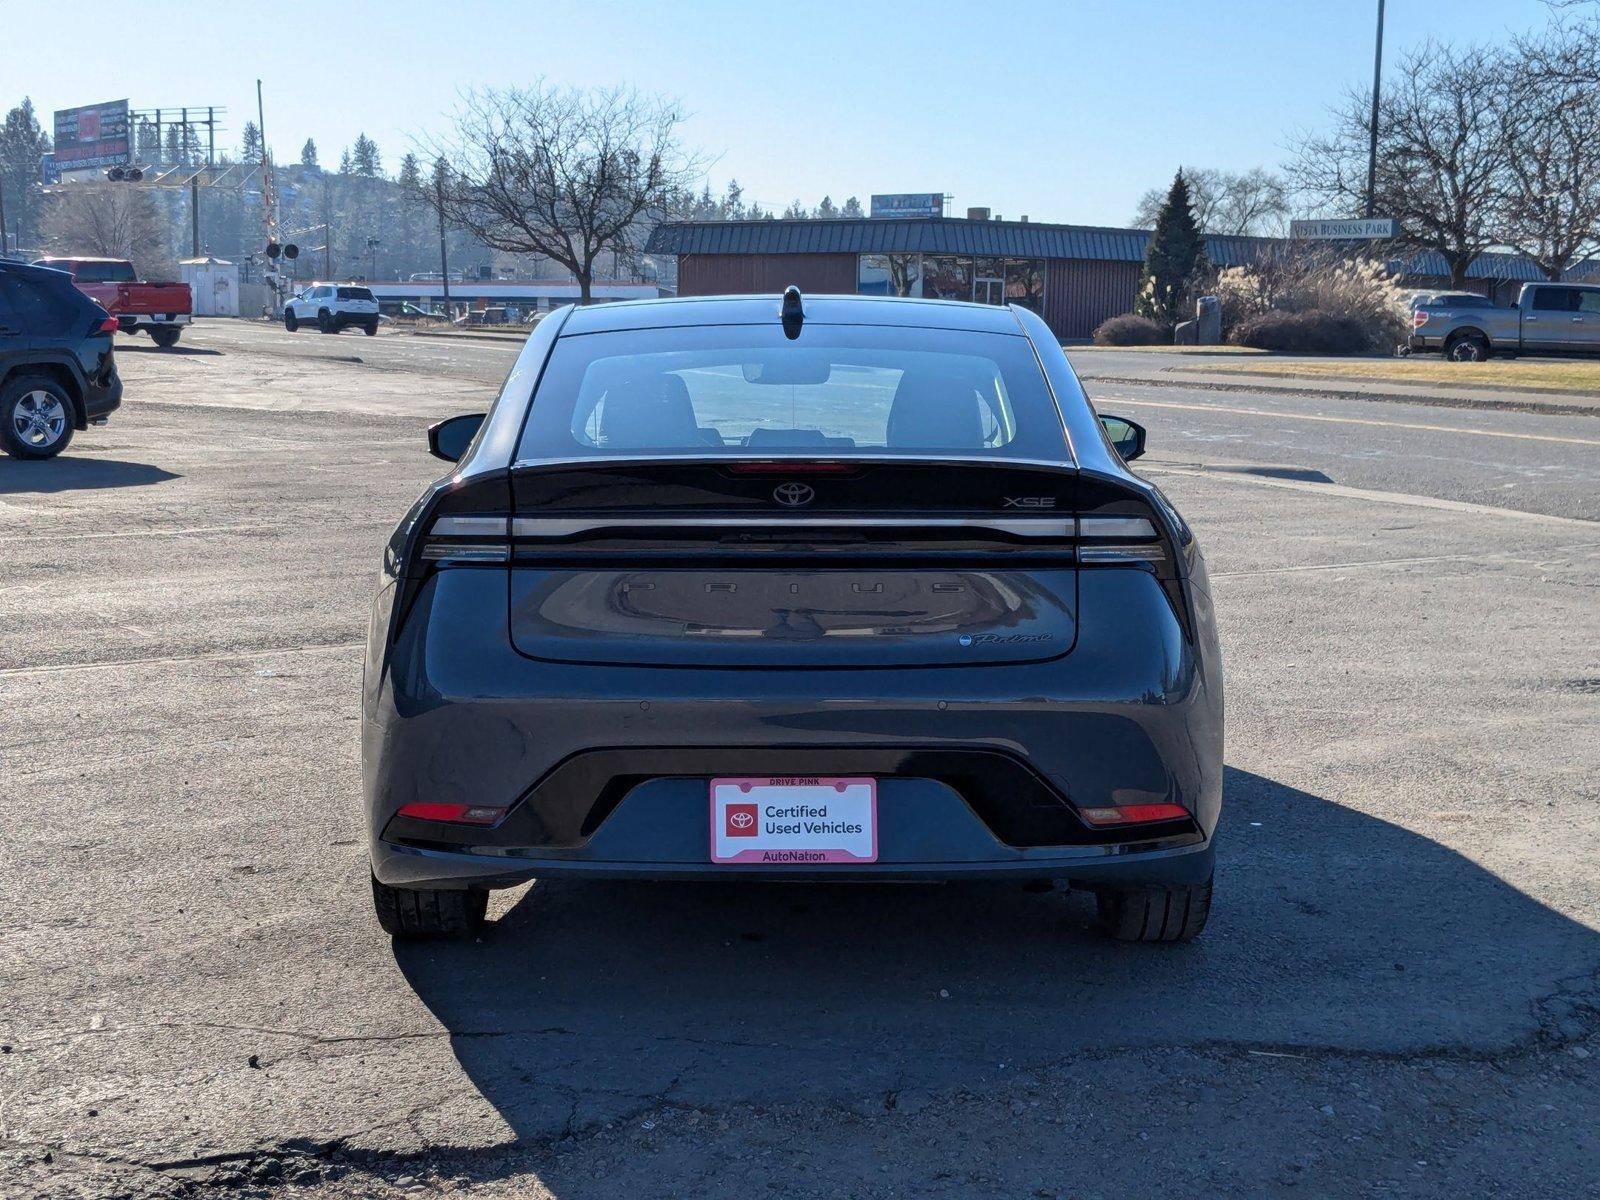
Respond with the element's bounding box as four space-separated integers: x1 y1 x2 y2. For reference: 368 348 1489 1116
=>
435 165 452 317
1365 0 1386 218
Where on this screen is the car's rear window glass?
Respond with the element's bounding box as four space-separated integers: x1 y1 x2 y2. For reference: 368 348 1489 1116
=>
1578 292 1600 315
517 324 1065 462
0 272 77 328
338 287 374 301
69 261 137 284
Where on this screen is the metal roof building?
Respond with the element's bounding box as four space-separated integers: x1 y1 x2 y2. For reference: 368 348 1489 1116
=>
647 217 1597 340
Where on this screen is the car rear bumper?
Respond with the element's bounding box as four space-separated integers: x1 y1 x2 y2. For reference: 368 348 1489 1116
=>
364 568 1224 892
81 372 122 422
1407 334 1440 351
118 313 191 330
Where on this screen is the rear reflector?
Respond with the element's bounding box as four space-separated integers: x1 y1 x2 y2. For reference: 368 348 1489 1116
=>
396 802 507 825
1079 803 1190 826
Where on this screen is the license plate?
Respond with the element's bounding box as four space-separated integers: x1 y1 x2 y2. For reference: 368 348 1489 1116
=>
710 777 877 864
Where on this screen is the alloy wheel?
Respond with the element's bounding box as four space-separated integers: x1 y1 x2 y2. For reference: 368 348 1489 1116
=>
12 390 67 449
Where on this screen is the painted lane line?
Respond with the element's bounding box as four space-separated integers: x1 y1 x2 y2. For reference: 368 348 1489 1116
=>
1143 465 1600 527
1099 396 1600 448
0 641 364 680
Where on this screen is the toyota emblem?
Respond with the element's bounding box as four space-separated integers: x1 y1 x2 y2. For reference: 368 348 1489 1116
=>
729 811 754 829
772 482 815 507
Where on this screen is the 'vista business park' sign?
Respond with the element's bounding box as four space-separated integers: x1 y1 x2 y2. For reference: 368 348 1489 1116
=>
1290 218 1399 241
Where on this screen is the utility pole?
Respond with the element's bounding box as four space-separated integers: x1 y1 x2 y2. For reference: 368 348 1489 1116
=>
366 236 380 281
0 180 9 256
435 163 452 315
1365 0 1386 218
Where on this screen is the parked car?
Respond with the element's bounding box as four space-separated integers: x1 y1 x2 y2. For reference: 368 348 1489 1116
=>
283 284 379 335
363 290 1224 942
32 256 192 348
399 302 449 323
1409 283 1600 361
0 260 123 459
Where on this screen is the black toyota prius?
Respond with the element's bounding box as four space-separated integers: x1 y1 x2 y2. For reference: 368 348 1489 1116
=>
363 290 1223 941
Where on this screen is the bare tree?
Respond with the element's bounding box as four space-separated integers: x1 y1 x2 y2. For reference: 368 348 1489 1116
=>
1289 42 1510 287
1133 167 1290 236
425 84 698 302
1493 21 1600 278
41 184 171 270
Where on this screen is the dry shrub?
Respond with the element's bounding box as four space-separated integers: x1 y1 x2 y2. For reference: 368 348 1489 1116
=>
1215 248 1410 353
1231 310 1370 353
1093 313 1167 346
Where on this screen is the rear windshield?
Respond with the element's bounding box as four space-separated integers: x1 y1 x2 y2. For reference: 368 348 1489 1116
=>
1424 294 1493 308
517 324 1065 462
337 286 374 301
68 261 136 284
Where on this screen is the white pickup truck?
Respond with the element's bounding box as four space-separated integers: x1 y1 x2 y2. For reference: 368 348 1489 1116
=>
1409 283 1600 362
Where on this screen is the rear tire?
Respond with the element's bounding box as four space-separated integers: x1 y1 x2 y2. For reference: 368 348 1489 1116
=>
1445 333 1490 363
363 320 378 336
1 375 76 460
371 873 488 938
150 326 181 348
1095 874 1212 943
319 308 338 334
284 311 299 332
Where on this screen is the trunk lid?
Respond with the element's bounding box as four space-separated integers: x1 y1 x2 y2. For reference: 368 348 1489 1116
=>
507 460 1078 668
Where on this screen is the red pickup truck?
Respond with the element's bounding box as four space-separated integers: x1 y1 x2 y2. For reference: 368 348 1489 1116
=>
32 257 192 348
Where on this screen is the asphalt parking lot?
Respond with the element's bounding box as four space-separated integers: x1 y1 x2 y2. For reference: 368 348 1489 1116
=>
3 319 1599 1199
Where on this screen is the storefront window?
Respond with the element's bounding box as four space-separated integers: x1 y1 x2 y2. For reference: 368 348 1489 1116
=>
922 256 973 301
1005 259 1046 312
858 254 922 297
859 254 1045 310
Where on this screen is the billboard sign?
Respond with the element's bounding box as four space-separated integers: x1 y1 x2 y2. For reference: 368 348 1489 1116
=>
53 100 131 170
1290 218 1399 241
871 193 944 219
39 153 59 185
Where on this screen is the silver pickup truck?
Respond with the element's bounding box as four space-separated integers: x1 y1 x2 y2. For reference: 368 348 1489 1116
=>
1409 282 1600 362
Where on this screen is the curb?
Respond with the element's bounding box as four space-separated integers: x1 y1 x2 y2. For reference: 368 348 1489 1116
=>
406 329 527 344
1077 373 1600 419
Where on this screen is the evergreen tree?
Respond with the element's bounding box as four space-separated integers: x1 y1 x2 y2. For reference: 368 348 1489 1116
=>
815 195 839 219
840 196 864 219
351 133 382 178
339 148 353 175
300 138 319 169
240 121 263 163
0 98 51 247
724 179 744 219
782 199 807 220
396 152 422 191
135 118 160 164
1135 171 1208 328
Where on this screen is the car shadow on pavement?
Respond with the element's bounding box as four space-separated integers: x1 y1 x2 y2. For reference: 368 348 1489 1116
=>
116 344 223 356
0 458 178 492
393 765 1600 1148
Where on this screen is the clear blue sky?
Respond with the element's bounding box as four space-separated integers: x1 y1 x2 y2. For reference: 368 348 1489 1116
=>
1 0 1566 226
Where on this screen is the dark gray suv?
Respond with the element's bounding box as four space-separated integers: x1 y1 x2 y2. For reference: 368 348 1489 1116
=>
363 292 1224 942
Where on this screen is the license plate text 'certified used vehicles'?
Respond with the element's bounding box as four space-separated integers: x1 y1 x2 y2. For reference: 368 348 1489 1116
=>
363 288 1223 944
710 777 877 864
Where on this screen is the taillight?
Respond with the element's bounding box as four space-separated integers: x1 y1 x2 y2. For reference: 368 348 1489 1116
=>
1413 310 1429 327
1079 803 1189 826
419 514 510 563
95 316 118 334
397 802 507 825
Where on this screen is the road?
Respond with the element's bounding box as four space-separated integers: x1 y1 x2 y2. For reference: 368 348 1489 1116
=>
2 319 1597 1199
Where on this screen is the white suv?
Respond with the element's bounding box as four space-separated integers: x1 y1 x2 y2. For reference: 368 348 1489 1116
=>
284 284 380 335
